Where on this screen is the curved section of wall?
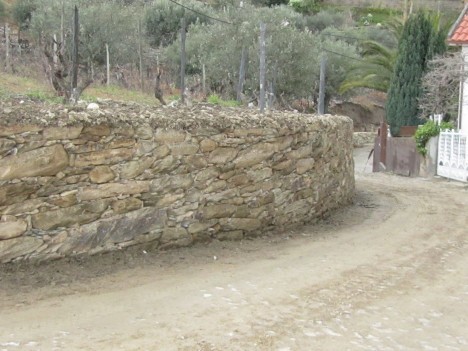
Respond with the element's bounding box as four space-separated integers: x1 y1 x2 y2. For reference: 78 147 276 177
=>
0 103 354 263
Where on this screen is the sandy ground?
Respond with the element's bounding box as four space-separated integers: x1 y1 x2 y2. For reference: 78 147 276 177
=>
0 145 467 351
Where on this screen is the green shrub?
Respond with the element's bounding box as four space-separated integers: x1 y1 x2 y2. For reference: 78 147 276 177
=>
144 0 212 47
12 0 36 30
289 0 322 15
303 9 349 32
0 1 6 21
354 7 401 26
414 120 454 156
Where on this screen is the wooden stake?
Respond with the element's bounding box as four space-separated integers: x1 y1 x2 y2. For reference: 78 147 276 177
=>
138 19 144 92
202 63 206 96
71 6 79 93
237 47 247 102
318 55 327 115
180 17 187 104
106 43 110 87
5 24 10 72
259 22 266 113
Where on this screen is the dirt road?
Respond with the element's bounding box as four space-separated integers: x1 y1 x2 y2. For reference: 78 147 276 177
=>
1 145 467 351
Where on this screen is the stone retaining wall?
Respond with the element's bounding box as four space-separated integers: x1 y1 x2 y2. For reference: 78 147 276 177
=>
0 102 354 263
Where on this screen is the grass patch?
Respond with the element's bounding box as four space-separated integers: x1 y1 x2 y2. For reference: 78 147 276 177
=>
0 72 161 105
83 85 159 106
207 94 240 107
0 71 53 99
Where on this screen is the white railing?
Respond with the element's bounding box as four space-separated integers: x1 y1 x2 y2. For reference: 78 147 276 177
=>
437 130 468 182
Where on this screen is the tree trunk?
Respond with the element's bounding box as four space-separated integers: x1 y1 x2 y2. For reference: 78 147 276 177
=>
154 70 166 105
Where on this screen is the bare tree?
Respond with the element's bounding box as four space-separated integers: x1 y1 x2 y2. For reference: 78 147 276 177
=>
44 38 92 103
419 53 468 119
154 69 166 105
43 6 92 103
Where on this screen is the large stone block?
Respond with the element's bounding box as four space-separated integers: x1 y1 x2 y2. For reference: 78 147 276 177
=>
287 145 313 160
0 125 42 137
209 147 238 164
0 198 44 215
0 183 39 206
0 145 69 181
79 181 151 201
0 218 28 240
61 208 168 254
74 148 134 167
247 168 273 182
152 155 177 173
0 138 16 154
154 130 186 144
200 139 218 152
267 136 293 152
43 126 83 140
188 220 218 234
135 124 153 140
89 166 115 183
112 197 143 214
199 204 236 219
31 202 107 230
186 155 208 170
120 157 154 179
156 193 185 207
82 125 111 137
108 138 136 149
0 236 43 263
296 158 315 174
170 143 199 156
234 144 274 169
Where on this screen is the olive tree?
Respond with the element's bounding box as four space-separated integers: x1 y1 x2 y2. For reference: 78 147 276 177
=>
162 3 358 109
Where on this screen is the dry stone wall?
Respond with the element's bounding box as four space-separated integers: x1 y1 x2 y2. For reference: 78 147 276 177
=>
0 102 354 263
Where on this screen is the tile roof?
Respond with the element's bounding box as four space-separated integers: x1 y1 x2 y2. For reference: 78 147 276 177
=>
448 6 468 45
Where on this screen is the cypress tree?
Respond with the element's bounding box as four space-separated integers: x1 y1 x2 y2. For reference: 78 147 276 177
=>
385 12 446 136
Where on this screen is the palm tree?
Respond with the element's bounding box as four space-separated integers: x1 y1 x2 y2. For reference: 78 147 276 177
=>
339 40 397 93
339 18 402 94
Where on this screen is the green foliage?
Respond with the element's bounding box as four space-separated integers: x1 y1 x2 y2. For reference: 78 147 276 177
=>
144 0 212 47
0 1 6 22
303 9 351 32
289 0 322 14
251 0 289 6
338 18 401 94
25 90 63 103
163 4 358 108
385 12 447 136
29 0 141 67
12 0 36 30
207 94 240 107
414 120 453 156
354 7 401 26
